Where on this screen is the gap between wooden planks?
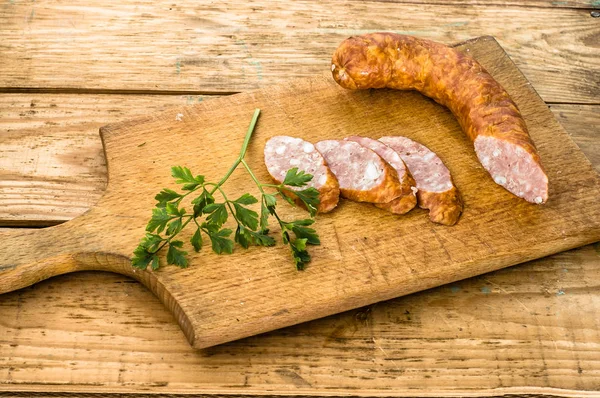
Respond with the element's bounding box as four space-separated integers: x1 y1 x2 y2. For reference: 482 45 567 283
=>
1 94 598 227
0 1 598 103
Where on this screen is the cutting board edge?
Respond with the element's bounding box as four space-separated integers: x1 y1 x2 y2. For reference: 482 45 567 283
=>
191 225 600 349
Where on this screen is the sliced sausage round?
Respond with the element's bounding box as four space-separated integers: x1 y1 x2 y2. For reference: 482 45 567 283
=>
264 136 340 213
379 136 463 225
346 136 417 215
315 139 403 204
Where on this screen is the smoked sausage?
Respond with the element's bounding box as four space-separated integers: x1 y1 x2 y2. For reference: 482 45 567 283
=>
331 33 548 204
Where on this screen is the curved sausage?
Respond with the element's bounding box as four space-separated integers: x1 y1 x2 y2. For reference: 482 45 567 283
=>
379 136 463 226
331 33 548 204
264 136 340 213
345 136 417 215
315 139 403 204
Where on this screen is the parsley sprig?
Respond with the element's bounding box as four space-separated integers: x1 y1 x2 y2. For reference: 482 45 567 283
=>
132 109 320 271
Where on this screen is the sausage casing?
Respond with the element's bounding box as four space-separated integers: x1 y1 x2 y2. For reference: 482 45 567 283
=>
331 33 548 204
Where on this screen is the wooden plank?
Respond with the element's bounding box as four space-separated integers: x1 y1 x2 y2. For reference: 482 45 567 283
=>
1 96 598 227
0 93 208 226
551 104 600 171
1 243 599 395
0 1 598 103
2 37 600 352
359 0 600 8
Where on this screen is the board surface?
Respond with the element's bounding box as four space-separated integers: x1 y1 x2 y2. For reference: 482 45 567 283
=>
1 36 600 349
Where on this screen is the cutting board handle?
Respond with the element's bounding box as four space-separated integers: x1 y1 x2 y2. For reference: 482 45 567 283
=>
0 219 132 293
0 220 196 343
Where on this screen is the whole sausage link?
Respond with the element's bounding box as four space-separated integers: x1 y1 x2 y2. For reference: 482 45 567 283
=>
331 33 549 204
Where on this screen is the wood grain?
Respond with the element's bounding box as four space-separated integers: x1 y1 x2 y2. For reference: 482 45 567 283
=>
1 244 599 395
0 94 209 226
1 0 599 395
1 99 598 227
363 0 599 7
1 1 598 103
1 37 600 351
551 104 600 172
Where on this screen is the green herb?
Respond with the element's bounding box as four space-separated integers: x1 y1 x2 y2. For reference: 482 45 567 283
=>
132 109 320 271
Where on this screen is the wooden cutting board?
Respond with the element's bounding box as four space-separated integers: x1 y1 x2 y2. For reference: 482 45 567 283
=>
1 36 599 350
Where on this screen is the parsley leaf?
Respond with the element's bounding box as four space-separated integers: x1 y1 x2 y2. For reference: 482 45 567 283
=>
166 202 185 217
155 188 181 207
150 254 160 270
171 166 205 191
290 238 311 270
234 193 258 205
278 218 320 270
234 225 252 249
207 228 234 254
288 219 320 245
235 225 276 248
233 203 259 231
204 203 228 227
280 233 311 271
260 202 270 232
294 187 320 217
132 234 164 270
190 228 202 252
283 167 313 187
260 193 277 231
132 246 154 270
263 193 277 209
167 240 188 268
192 188 215 217
166 218 183 236
146 207 173 234
278 190 296 207
252 230 276 247
140 233 164 252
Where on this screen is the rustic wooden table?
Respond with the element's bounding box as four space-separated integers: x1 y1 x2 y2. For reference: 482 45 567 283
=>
1 1 599 396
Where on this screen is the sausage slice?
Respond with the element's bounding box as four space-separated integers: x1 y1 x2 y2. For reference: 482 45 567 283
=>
315 139 403 204
379 136 463 225
346 136 417 215
264 136 340 213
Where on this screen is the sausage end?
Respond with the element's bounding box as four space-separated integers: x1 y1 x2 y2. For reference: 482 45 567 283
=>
474 135 548 204
418 187 464 226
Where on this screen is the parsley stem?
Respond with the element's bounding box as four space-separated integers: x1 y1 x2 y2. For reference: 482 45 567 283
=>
225 201 241 225
213 185 244 227
238 108 261 160
211 162 239 195
240 159 266 195
150 216 194 255
210 108 261 194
